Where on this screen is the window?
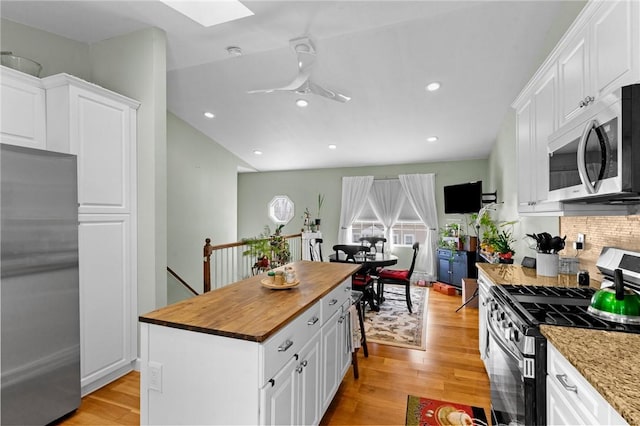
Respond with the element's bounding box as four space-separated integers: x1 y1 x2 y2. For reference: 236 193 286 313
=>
352 195 428 246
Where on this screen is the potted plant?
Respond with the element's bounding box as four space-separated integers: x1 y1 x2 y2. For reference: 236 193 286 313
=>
492 229 516 263
242 225 291 272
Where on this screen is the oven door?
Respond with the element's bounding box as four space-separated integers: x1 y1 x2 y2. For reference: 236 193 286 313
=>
548 93 622 201
486 318 538 426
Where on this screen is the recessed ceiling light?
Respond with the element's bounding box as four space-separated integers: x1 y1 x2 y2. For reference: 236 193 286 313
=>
253 150 263 155
204 111 215 119
328 144 337 150
426 82 441 92
426 136 439 142
159 0 254 27
296 99 309 107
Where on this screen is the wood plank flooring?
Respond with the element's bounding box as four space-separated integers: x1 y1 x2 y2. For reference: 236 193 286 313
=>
59 289 490 425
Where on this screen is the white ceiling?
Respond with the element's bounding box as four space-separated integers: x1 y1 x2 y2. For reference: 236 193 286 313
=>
1 1 583 172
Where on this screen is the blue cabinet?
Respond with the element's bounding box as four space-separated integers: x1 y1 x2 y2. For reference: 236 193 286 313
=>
437 249 476 288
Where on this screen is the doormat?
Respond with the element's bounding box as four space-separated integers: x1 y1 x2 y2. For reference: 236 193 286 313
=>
405 395 488 426
364 284 428 350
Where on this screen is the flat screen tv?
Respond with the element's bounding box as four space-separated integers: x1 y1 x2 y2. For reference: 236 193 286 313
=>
444 181 483 214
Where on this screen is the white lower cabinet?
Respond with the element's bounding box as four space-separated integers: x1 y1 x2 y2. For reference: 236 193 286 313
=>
141 279 352 425
547 342 627 425
477 271 492 371
78 214 136 394
261 330 322 426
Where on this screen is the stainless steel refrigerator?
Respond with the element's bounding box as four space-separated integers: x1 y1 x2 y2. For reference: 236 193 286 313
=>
1 143 80 425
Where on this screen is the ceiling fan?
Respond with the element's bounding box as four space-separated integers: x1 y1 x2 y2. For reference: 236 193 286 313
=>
248 36 351 103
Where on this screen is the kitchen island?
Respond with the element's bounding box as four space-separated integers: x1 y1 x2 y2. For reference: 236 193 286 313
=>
478 263 639 425
139 260 360 425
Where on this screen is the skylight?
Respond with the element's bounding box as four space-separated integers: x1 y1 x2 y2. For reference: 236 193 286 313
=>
159 0 254 27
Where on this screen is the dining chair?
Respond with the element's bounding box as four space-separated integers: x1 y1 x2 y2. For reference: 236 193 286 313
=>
376 242 419 313
358 236 387 254
309 238 324 262
331 245 378 311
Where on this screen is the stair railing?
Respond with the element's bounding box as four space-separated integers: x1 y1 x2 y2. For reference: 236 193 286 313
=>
203 233 303 291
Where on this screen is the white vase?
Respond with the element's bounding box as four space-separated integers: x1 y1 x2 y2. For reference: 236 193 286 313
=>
536 253 559 277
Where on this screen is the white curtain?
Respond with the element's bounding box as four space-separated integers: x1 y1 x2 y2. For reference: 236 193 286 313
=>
399 173 439 279
368 179 405 252
338 176 374 244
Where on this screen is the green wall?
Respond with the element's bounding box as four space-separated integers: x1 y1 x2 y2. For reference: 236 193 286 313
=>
1 18 91 79
238 159 488 265
167 112 246 292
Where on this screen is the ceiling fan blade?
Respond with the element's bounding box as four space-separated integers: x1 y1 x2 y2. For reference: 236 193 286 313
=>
247 68 311 94
247 37 316 95
307 80 351 103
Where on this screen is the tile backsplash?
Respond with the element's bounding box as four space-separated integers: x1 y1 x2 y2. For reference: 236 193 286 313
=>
560 215 640 281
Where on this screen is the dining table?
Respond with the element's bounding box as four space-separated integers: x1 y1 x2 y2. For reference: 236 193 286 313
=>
328 249 399 311
327 251 399 270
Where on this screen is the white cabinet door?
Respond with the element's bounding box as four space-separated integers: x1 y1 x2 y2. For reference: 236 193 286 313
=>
591 0 638 99
321 309 342 412
78 214 136 395
547 374 598 425
261 356 298 426
558 27 590 126
298 331 322 426
477 275 488 365
516 98 535 212
44 76 138 215
0 67 46 150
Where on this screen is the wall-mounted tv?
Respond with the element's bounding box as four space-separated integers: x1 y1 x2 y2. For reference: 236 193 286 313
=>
444 181 483 214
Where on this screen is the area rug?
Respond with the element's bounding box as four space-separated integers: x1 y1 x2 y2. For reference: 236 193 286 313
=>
363 284 429 350
405 395 488 426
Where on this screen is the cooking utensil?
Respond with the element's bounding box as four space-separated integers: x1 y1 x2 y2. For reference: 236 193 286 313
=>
588 268 640 324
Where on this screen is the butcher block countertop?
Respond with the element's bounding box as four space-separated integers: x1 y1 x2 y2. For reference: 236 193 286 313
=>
477 263 638 424
139 260 360 342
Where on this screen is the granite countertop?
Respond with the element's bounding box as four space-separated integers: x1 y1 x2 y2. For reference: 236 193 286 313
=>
541 326 640 425
477 262 602 289
477 263 638 425
139 260 360 342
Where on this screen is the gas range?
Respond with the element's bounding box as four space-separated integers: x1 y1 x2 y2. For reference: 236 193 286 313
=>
493 284 640 334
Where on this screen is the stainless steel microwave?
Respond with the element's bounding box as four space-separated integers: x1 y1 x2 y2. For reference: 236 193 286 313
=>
547 84 640 203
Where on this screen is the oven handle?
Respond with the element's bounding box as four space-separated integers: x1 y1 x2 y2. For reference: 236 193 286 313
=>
577 118 605 194
487 316 522 364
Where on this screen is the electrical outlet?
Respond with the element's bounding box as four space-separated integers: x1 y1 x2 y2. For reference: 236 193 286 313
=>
149 362 163 392
577 233 585 243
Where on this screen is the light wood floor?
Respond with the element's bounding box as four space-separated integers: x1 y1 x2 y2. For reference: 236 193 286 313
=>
59 289 490 425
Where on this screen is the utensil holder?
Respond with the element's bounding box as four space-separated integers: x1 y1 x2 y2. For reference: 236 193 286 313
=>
536 253 559 277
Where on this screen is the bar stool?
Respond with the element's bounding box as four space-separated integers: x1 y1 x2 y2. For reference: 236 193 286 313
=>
350 291 369 379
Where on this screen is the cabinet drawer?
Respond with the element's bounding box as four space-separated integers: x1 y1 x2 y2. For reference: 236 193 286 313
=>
261 301 321 385
547 343 610 424
321 279 351 324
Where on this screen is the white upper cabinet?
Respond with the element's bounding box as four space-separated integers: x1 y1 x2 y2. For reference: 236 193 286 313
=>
591 1 638 99
513 0 639 216
0 66 46 150
558 28 590 125
42 74 139 215
558 0 639 127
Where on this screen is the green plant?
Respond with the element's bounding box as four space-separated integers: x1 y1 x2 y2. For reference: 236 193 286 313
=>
242 225 290 269
317 193 325 218
469 210 498 246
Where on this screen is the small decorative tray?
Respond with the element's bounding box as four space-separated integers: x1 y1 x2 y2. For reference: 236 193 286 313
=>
260 278 300 290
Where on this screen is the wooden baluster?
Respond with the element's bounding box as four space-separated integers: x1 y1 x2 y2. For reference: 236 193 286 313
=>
203 238 213 293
